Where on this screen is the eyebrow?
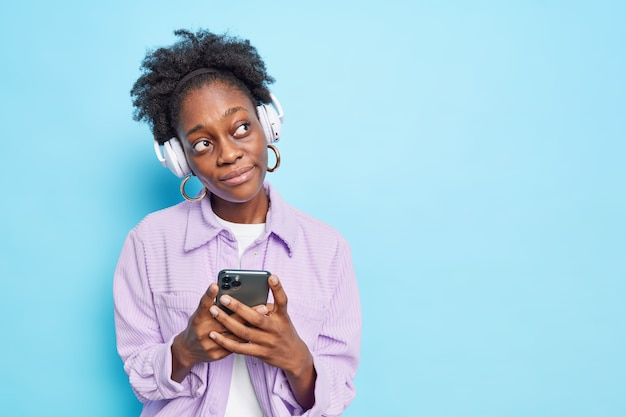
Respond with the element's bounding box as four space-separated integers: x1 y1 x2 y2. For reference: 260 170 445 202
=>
185 106 248 137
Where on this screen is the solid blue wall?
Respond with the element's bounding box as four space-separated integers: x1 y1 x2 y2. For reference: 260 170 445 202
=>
1 1 625 416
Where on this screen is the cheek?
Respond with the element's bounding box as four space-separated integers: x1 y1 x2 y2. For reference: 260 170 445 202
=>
185 153 217 183
261 147 269 167
184 153 202 176
187 154 201 172
256 137 270 164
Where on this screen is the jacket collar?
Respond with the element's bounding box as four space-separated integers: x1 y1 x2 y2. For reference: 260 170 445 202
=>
183 182 296 256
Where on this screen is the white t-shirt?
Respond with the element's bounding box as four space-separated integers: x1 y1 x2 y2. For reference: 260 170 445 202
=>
216 217 265 417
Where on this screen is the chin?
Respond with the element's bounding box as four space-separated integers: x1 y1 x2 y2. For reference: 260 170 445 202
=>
213 183 266 204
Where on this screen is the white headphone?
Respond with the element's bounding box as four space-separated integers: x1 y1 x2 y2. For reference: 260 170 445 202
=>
154 93 284 178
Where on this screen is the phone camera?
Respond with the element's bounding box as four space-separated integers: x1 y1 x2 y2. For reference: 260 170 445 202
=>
222 276 232 283
232 280 242 288
221 283 231 290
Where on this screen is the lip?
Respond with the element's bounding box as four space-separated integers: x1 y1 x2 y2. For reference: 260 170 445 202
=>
219 165 255 186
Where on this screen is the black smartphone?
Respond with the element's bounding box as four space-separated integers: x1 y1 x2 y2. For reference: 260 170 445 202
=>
215 269 271 315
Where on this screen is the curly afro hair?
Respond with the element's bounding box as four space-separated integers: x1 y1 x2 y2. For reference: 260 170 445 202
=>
130 28 275 144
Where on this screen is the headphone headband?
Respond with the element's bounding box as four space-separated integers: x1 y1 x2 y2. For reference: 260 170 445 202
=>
173 68 220 95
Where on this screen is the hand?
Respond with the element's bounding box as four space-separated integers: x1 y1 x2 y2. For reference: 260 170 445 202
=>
208 275 316 409
170 283 246 381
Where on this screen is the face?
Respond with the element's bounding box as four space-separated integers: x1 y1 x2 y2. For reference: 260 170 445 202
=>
175 82 269 207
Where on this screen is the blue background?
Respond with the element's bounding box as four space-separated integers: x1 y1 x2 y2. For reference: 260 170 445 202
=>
1 1 625 416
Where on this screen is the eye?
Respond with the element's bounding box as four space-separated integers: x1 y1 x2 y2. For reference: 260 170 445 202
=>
234 122 251 137
192 139 213 154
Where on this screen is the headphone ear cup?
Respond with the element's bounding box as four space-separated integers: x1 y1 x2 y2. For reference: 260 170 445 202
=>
257 103 282 143
163 138 192 178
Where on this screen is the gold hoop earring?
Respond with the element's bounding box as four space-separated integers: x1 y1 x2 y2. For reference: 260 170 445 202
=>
180 175 207 202
267 144 281 172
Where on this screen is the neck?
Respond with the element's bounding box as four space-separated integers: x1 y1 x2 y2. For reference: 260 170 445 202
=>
211 191 269 224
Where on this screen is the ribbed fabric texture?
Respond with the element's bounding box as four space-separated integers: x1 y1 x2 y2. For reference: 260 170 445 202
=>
113 183 361 417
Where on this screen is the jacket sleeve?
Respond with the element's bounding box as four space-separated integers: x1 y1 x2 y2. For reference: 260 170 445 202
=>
113 230 208 403
271 240 362 417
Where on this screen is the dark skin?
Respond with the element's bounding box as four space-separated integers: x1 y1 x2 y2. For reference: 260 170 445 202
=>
169 81 316 410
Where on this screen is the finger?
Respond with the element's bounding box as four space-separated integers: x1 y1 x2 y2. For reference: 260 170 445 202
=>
198 283 219 312
217 330 248 344
253 304 269 315
215 294 260 324
209 331 259 355
210 299 265 338
209 318 266 353
268 275 288 315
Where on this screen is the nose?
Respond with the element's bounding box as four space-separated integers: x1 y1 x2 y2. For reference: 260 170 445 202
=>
216 137 243 165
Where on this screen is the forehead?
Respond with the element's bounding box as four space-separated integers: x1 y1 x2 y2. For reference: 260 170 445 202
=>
178 82 255 124
182 81 252 109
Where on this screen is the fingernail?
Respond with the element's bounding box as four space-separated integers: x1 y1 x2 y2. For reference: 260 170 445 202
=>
269 276 278 285
220 295 231 305
256 305 268 314
209 306 219 317
209 332 217 340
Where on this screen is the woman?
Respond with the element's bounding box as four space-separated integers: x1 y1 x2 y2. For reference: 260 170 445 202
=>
114 28 361 417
